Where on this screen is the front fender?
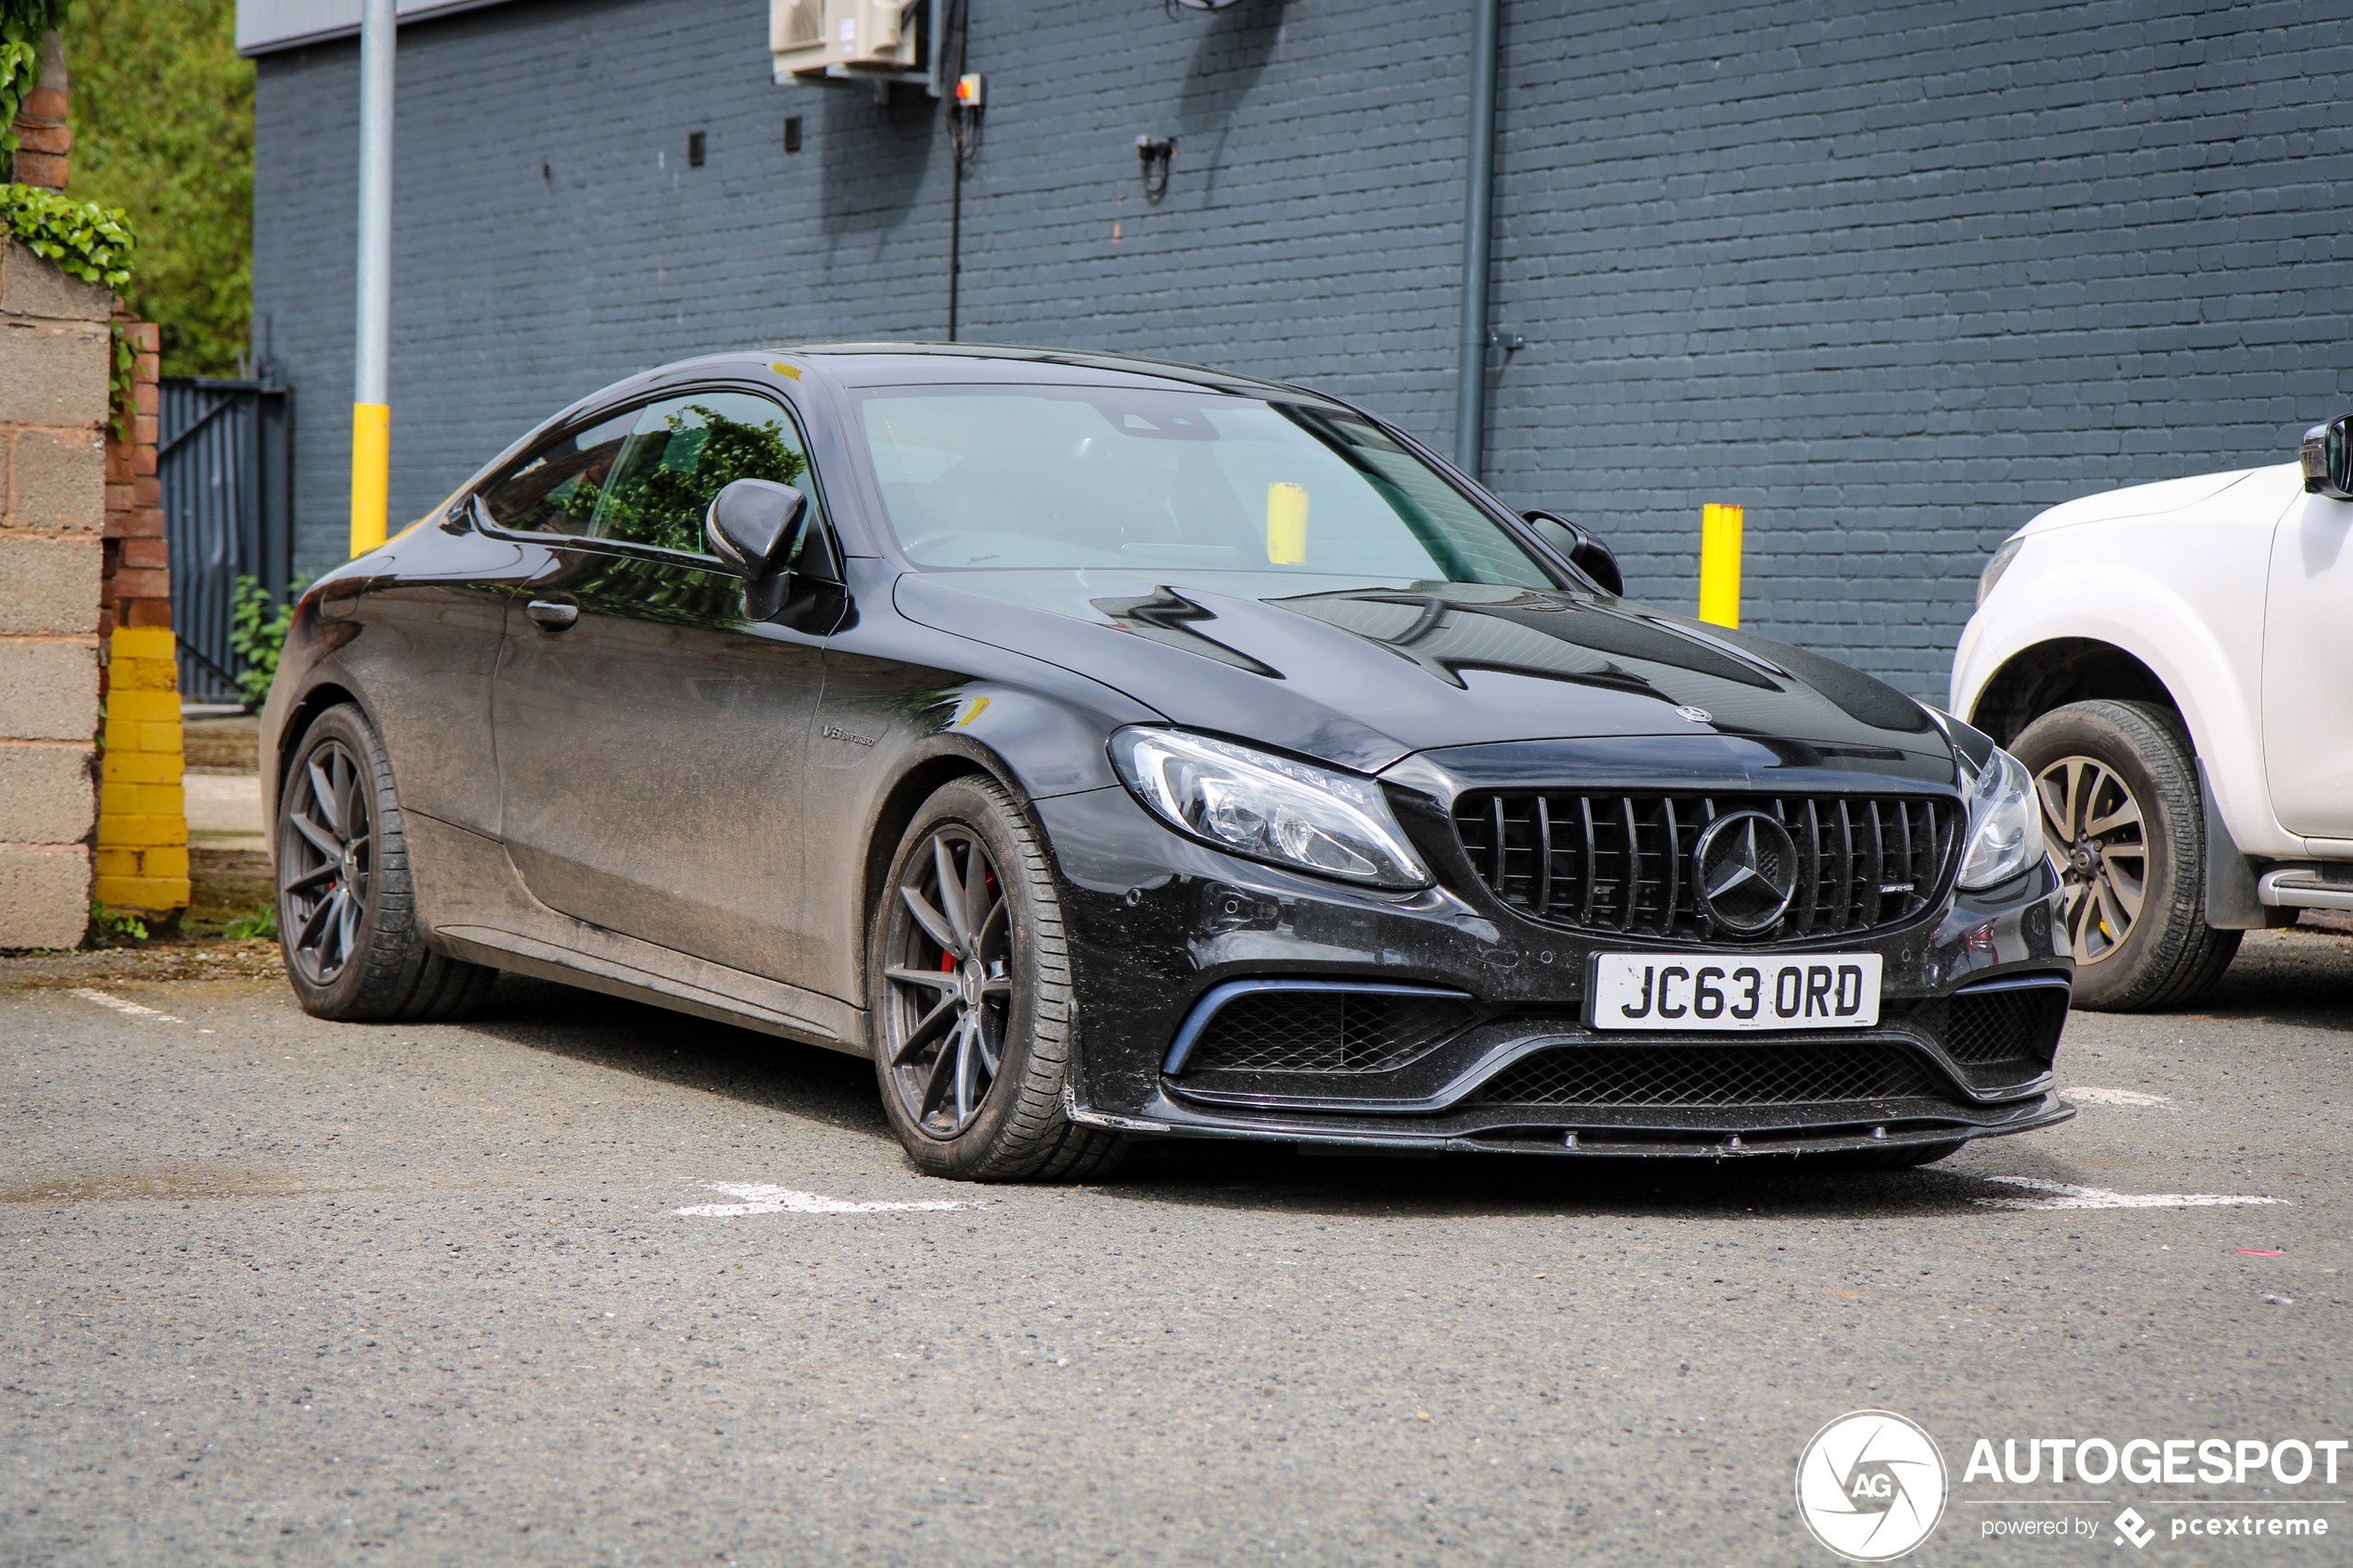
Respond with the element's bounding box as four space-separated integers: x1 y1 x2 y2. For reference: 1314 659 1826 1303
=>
1957 567 2285 855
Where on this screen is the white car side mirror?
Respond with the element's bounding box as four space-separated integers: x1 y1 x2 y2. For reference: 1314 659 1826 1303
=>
2298 414 2353 499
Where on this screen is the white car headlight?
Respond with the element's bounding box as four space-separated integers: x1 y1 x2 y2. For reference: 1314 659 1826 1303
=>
1957 743 2045 890
1976 535 2025 608
1109 727 1431 888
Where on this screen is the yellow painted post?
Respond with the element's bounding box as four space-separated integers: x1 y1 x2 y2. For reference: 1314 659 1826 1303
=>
94 626 191 915
350 401 390 557
1699 502 1743 627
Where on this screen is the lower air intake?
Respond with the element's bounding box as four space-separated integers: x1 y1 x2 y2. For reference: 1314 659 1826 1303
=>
1183 991 1474 1075
1938 984 2069 1067
1472 1042 1944 1107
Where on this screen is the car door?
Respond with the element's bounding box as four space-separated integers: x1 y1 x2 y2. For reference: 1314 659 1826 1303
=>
2261 488 2353 839
490 386 837 983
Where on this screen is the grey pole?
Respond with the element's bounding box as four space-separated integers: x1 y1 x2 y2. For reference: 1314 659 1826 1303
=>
350 0 396 555
1453 0 1500 479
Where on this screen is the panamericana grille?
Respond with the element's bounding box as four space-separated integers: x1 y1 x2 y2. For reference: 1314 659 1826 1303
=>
1184 991 1475 1075
1472 1042 1944 1107
1939 985 2068 1067
1451 792 1958 941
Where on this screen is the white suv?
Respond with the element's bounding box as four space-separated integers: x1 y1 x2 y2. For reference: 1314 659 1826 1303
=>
1953 417 2353 1010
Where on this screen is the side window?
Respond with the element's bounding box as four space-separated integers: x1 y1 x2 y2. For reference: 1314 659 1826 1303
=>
476 408 637 535
590 391 815 557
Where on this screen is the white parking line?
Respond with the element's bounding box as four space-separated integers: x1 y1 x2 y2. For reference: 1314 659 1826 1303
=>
2065 1086 2173 1107
674 1182 977 1217
66 988 185 1025
1974 1176 2284 1210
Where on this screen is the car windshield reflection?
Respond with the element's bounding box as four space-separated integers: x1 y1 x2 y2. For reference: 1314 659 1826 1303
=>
855 384 1551 586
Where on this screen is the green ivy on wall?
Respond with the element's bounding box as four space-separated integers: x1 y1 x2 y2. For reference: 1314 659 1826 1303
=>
0 182 138 439
1 0 72 175
0 180 133 289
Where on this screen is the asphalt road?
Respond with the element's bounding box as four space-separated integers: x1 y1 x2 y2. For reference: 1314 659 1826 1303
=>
3 930 2347 1566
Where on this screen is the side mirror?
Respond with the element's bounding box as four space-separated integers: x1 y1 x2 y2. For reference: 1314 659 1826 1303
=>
1521 509 1624 596
2300 416 2353 500
705 479 808 578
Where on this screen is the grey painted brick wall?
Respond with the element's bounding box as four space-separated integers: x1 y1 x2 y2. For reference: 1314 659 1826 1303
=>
252 0 2353 698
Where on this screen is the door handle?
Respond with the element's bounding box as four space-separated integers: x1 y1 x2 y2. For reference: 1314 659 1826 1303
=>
525 597 579 631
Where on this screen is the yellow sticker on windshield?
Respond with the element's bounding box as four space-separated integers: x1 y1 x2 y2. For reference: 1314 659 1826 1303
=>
1267 483 1308 564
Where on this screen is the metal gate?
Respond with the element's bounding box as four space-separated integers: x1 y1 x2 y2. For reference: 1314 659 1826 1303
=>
159 378 294 705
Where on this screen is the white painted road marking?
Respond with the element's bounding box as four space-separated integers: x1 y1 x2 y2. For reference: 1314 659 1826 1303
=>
1974 1176 2284 1210
67 988 185 1025
675 1182 976 1217
2065 1086 2174 1107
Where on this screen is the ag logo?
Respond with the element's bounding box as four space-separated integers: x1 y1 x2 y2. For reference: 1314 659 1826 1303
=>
1795 1410 1948 1561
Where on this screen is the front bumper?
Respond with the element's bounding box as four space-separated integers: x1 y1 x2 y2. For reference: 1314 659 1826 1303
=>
1034 759 2074 1160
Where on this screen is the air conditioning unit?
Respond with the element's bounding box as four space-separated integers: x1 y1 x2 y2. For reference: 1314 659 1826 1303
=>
772 0 923 81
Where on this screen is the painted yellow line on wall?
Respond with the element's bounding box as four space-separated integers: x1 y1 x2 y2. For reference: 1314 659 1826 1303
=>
1699 502 1743 627
349 401 391 557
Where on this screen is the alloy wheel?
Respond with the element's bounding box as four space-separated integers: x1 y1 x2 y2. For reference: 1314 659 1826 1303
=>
2034 755 2146 966
881 825 1014 1137
279 738 372 985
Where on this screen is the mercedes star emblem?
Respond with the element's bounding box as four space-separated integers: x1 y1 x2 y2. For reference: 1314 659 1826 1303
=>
1675 705 1712 724
1692 809 1800 933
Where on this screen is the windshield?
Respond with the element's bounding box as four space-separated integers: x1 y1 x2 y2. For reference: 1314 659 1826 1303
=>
855 385 1553 586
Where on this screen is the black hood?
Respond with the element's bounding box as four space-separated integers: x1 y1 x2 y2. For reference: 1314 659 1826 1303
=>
893 570 1952 775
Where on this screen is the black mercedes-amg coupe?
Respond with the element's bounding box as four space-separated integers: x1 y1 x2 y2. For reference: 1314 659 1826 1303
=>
262 345 2071 1180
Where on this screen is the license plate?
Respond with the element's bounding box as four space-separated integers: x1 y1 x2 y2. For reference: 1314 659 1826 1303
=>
1588 953 1882 1031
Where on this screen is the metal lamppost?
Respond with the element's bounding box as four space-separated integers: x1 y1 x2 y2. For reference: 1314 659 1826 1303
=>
349 0 395 557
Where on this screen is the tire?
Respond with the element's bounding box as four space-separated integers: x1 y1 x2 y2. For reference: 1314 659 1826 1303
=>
866 774 1123 1183
2007 699 2241 1010
275 703 497 1022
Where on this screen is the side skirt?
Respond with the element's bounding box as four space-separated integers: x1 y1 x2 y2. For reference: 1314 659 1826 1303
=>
403 808 869 1057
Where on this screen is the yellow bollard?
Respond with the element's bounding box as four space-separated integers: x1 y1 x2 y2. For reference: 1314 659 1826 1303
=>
1699 502 1743 627
350 401 390 557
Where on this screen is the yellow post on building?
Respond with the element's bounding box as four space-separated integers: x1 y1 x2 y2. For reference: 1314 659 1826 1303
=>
350 401 390 556
349 0 396 557
1699 502 1743 627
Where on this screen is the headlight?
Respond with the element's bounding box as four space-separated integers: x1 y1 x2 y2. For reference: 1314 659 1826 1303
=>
1957 744 2045 890
1976 535 2025 608
1109 727 1431 888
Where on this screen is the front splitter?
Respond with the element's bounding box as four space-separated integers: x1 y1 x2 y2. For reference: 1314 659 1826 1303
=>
1065 1088 2076 1159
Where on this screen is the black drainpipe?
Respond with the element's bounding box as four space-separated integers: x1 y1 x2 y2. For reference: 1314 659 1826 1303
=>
1453 0 1500 478
945 0 973 341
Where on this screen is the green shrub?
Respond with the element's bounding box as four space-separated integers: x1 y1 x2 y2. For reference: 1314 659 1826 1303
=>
89 901 147 945
64 0 252 376
228 574 305 709
224 908 276 941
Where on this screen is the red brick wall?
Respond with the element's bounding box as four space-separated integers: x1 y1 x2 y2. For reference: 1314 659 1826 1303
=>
8 30 70 193
97 312 165 670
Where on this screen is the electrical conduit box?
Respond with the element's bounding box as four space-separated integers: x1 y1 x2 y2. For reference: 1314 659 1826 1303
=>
773 0 923 82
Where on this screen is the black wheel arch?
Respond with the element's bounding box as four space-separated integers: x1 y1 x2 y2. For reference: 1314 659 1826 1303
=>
267 677 368 834
1969 638 2181 748
851 734 1058 993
